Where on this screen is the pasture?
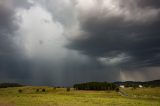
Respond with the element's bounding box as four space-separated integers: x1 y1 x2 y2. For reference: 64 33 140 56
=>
0 86 159 106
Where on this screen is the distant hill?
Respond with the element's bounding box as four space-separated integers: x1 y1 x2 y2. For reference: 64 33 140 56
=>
0 83 23 88
114 80 160 87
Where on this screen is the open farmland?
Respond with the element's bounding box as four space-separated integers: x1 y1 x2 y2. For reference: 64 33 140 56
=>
0 87 159 106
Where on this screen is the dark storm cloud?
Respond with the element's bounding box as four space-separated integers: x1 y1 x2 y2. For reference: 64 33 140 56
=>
0 0 32 55
137 0 160 8
0 0 160 86
67 0 160 69
0 56 33 83
0 0 33 83
0 1 20 57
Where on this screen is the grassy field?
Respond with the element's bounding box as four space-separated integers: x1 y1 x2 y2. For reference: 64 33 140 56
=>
0 86 159 106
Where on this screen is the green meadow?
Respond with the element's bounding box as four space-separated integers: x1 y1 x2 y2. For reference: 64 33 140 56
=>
0 87 159 106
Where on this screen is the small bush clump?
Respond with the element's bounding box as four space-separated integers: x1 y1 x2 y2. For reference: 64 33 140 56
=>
36 89 39 92
132 85 137 90
115 87 119 92
42 88 46 92
18 89 22 93
66 88 70 92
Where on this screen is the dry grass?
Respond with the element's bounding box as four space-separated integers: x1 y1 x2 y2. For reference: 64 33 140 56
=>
0 86 159 106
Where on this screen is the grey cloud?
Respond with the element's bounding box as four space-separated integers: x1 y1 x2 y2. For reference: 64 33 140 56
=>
0 1 18 56
0 0 33 84
35 0 77 27
67 0 160 69
13 0 33 9
0 0 160 86
0 0 33 55
137 0 160 8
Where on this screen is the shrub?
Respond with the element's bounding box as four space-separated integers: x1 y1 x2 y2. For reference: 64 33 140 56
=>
115 87 119 92
133 85 137 90
42 88 46 92
36 89 39 92
18 89 22 93
67 88 70 92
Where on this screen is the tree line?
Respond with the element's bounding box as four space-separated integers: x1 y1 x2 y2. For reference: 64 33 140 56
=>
0 83 23 88
73 82 118 91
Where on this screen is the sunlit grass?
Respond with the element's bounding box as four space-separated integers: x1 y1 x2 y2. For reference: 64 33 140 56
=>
121 87 160 98
0 87 159 106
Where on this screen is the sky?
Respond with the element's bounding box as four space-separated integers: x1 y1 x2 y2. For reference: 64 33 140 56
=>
0 0 160 86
